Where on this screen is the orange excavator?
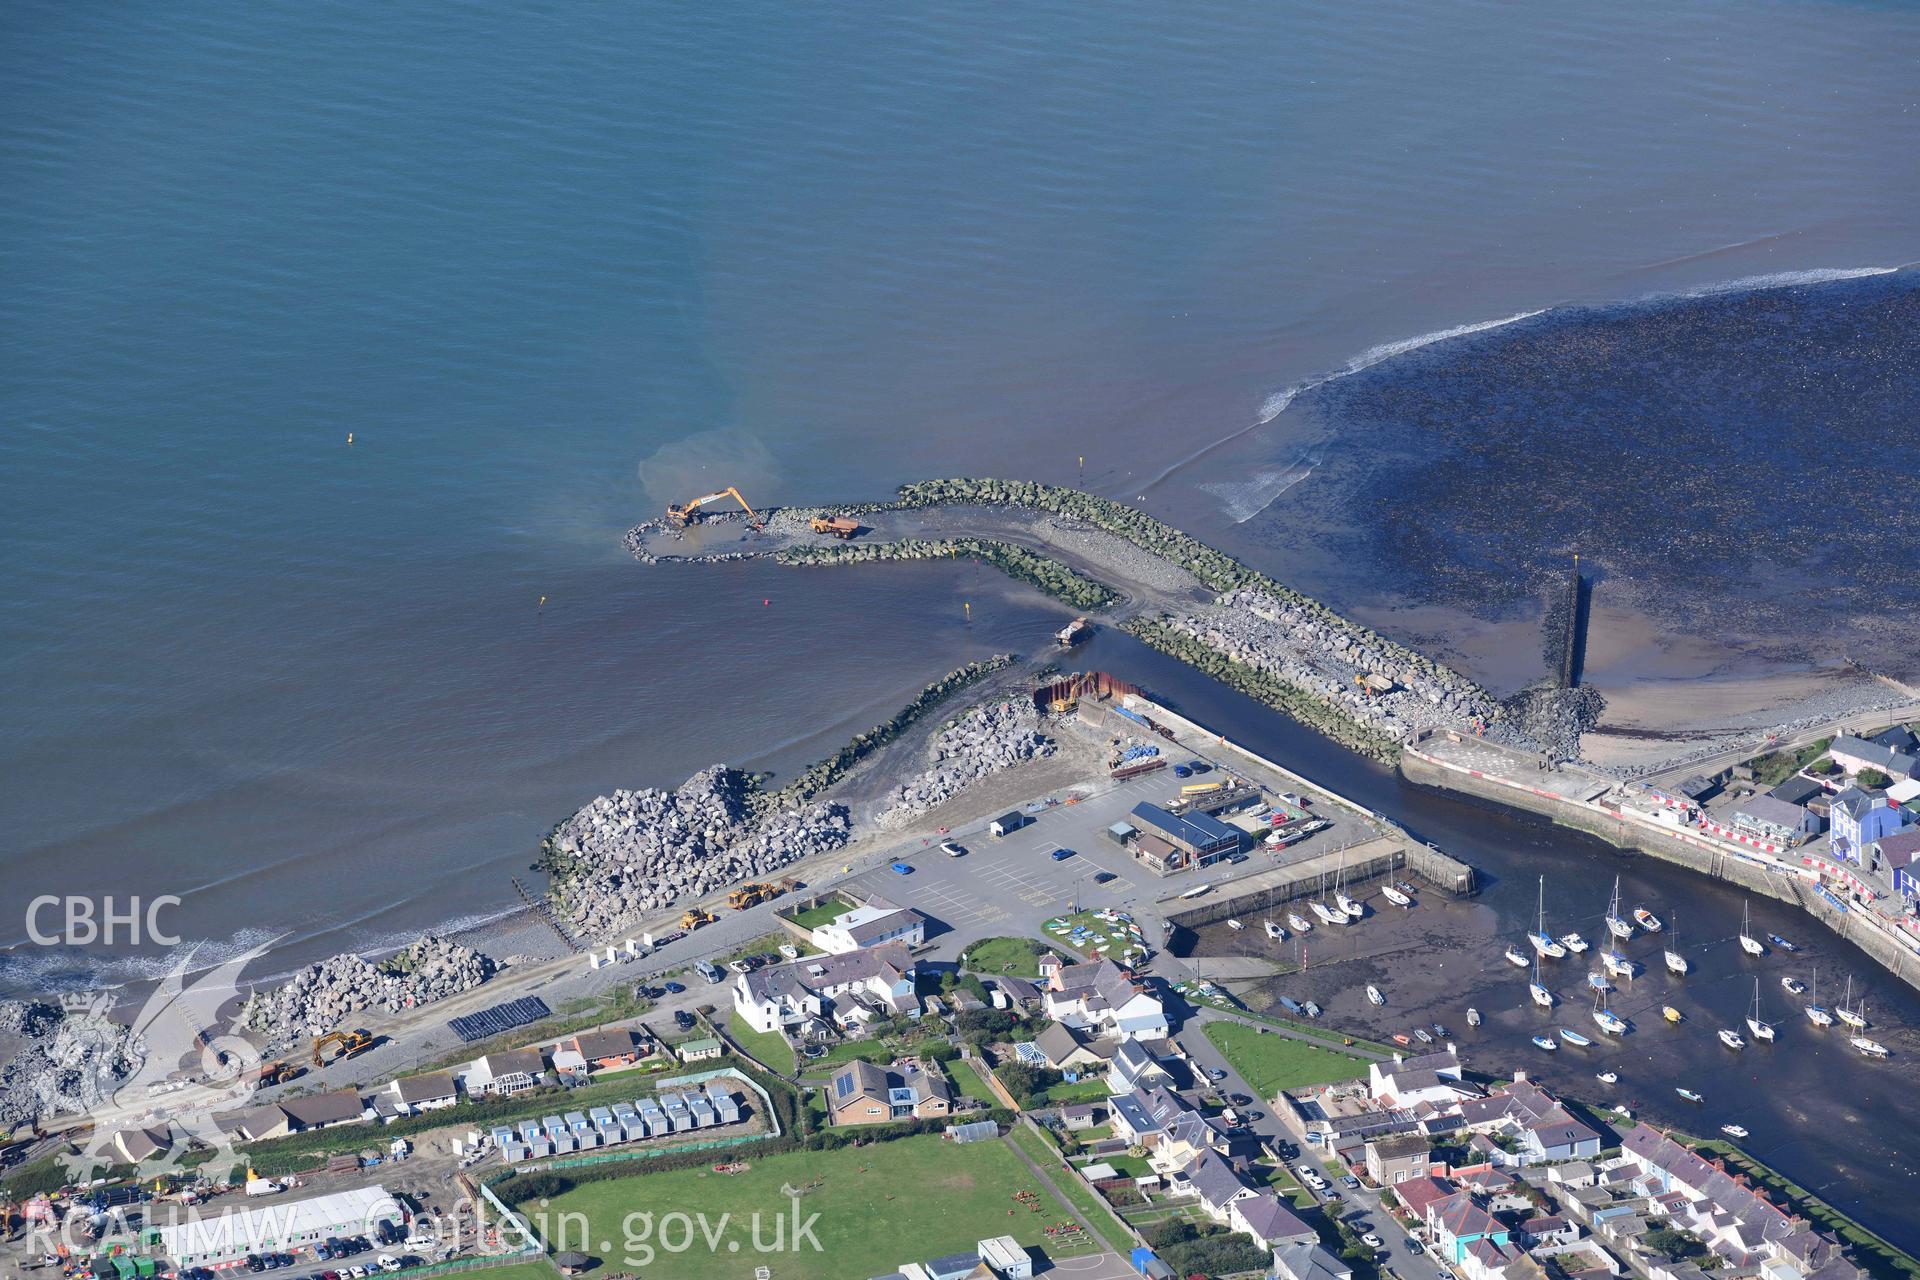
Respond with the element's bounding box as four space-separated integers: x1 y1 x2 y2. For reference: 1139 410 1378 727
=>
667 487 761 528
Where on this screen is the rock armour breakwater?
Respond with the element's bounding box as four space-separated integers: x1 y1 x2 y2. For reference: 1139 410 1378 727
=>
241 933 496 1044
775 536 1119 610
878 698 1056 826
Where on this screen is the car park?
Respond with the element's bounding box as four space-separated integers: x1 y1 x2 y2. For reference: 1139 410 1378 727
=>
244 1258 263 1274
1049 847 1074 861
1092 870 1117 884
940 841 965 857
674 1009 696 1030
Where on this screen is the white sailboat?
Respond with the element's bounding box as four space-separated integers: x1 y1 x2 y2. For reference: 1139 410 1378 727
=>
1746 977 1775 1042
1837 976 1868 1030
1505 944 1531 968
1311 899 1348 927
1664 917 1689 976
1739 900 1765 956
1333 854 1364 919
1530 954 1554 1008
1719 1028 1747 1050
1851 1036 1889 1058
1603 947 1638 980
1530 876 1567 958
1592 990 1629 1036
1264 919 1286 941
1382 883 1412 908
1605 876 1634 940
1366 984 1386 1006
1287 910 1312 933
1804 964 1833 1027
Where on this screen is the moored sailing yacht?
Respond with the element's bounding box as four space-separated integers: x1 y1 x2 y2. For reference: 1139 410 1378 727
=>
1287 910 1312 933
1311 899 1347 927
1740 900 1765 955
1663 916 1688 975
1603 947 1638 980
1382 884 1412 908
1851 1036 1889 1058
1719 1027 1747 1050
1530 876 1567 958
1837 976 1868 1030
1746 977 1775 1042
1530 954 1554 1008
1592 990 1629 1036
1505 944 1531 968
1264 919 1286 941
1804 964 1833 1027
1605 876 1634 940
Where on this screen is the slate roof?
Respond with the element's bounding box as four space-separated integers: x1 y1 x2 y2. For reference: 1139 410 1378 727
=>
1180 1147 1251 1210
392 1070 457 1104
1869 828 1920 868
1732 795 1809 832
1433 1191 1500 1240
1767 776 1825 807
1235 1191 1314 1244
280 1089 365 1128
573 1028 637 1061
1273 1241 1354 1280
742 942 914 1004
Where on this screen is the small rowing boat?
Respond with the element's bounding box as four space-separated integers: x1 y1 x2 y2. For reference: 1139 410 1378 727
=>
1466 1007 1482 1027
1596 1070 1618 1084
1227 918 1244 931
1662 1005 1683 1024
1676 1086 1704 1103
1559 1027 1592 1047
1413 1028 1433 1044
1634 907 1663 932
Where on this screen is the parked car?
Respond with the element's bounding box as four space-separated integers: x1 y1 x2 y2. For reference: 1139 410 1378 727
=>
1228 1092 1252 1106
1407 1239 1425 1255
1173 764 1192 777
1362 1233 1385 1249
940 841 966 857
674 1009 696 1030
663 980 685 993
1206 1067 1228 1081
1092 870 1117 884
1342 1174 1362 1189
890 861 913 875
1186 760 1210 773
1049 847 1074 861
244 1257 263 1274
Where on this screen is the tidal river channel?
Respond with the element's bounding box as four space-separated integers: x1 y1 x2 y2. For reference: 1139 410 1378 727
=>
1068 627 1920 1256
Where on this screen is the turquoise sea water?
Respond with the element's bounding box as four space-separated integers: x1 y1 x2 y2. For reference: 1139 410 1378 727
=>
3 0 1918 984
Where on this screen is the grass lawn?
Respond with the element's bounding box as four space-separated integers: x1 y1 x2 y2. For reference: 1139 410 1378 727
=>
534 1135 1091 1280
1006 1123 1127 1256
950 1057 1003 1105
428 1264 553 1280
962 935 1048 978
717 931 815 966
725 1012 795 1075
785 895 853 930
1203 1020 1367 1097
1036 1076 1113 1106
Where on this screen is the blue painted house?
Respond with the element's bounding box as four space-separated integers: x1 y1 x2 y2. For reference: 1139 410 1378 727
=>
1427 1192 1511 1264
1830 787 1908 863
1867 830 1920 900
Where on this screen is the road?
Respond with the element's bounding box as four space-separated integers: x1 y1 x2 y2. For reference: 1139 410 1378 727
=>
1638 698 1920 789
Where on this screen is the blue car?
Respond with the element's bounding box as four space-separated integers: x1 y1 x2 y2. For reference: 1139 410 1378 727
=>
663 981 685 994
1172 764 1192 777
1050 847 1074 862
891 861 913 874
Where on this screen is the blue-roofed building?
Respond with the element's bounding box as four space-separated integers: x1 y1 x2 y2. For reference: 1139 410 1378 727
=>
1128 802 1241 872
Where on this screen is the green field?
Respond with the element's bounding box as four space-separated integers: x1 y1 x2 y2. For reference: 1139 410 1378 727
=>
532 1135 1087 1280
1035 1076 1113 1106
962 935 1049 977
428 1263 554 1280
950 1057 1003 1105
1202 1020 1367 1097
1005 1123 1125 1255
